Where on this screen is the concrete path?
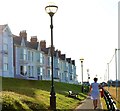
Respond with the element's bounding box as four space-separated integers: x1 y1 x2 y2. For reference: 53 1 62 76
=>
75 96 102 111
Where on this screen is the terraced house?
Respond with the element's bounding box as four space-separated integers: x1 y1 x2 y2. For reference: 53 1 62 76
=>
0 24 14 77
0 24 78 84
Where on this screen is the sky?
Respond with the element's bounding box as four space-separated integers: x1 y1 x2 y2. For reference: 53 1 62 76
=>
0 0 119 83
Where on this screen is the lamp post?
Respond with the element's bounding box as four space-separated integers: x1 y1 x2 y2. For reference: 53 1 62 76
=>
87 69 90 82
115 48 120 98
45 3 58 110
107 63 109 90
80 58 84 93
115 49 117 98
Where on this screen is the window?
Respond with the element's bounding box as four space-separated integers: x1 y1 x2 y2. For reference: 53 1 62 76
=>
40 67 43 75
3 37 7 43
28 51 30 61
36 53 40 62
20 48 27 60
57 59 59 68
43 68 45 76
65 73 67 81
61 62 63 70
3 64 8 71
31 66 34 76
40 53 43 64
23 49 27 60
54 70 58 78
66 63 68 70
3 56 8 71
47 70 50 78
20 48 23 59
32 52 34 61
3 43 8 52
62 73 64 80
28 66 31 76
20 66 27 76
37 67 40 75
58 59 59 64
37 67 43 80
48 56 51 66
37 67 43 75
70 75 72 80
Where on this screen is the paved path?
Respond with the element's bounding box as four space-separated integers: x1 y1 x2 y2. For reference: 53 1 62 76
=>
75 96 102 111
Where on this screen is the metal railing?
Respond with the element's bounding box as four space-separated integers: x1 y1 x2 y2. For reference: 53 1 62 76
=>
103 89 119 111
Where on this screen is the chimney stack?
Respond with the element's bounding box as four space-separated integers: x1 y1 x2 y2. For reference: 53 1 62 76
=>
58 50 61 57
30 36 37 42
19 30 27 41
40 40 46 49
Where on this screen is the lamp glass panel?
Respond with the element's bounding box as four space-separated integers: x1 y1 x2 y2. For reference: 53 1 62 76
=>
45 5 58 14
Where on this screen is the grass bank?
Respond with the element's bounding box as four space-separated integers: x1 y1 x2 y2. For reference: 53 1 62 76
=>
0 77 87 110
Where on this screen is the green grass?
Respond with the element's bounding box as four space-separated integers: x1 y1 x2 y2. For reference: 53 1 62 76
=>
0 77 87 110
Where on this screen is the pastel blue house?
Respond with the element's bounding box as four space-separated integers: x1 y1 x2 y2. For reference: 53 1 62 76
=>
41 46 51 81
0 24 14 77
54 50 60 80
13 32 45 80
66 58 72 83
0 25 78 84
59 54 68 82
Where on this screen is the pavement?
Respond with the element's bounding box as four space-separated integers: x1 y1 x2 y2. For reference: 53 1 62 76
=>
74 96 102 111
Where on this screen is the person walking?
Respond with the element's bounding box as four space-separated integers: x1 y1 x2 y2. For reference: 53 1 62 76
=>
89 77 101 109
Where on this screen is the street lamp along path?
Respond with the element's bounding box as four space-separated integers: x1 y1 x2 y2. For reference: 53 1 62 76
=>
45 3 58 16
80 58 84 93
45 2 58 110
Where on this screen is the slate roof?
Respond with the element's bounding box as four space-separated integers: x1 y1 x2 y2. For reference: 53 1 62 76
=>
13 35 22 45
41 47 49 54
13 35 39 50
60 54 66 60
72 60 75 66
66 58 71 63
28 42 39 50
12 33 75 66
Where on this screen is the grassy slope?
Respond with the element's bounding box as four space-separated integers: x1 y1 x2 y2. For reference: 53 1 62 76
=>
1 77 87 110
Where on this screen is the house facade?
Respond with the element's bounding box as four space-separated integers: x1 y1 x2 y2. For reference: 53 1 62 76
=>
0 24 14 77
0 24 78 84
13 31 45 80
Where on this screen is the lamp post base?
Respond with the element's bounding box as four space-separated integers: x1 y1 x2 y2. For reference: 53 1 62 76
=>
50 92 56 110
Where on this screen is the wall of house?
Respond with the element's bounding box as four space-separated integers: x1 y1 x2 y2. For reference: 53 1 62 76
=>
0 26 14 77
0 34 3 75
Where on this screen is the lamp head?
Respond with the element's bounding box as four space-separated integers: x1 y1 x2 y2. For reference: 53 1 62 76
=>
80 58 84 62
45 2 58 17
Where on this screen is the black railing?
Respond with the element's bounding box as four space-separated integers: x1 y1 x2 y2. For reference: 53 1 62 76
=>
103 89 119 111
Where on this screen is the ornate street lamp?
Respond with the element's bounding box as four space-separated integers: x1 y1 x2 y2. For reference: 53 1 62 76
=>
45 3 58 110
80 58 84 93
